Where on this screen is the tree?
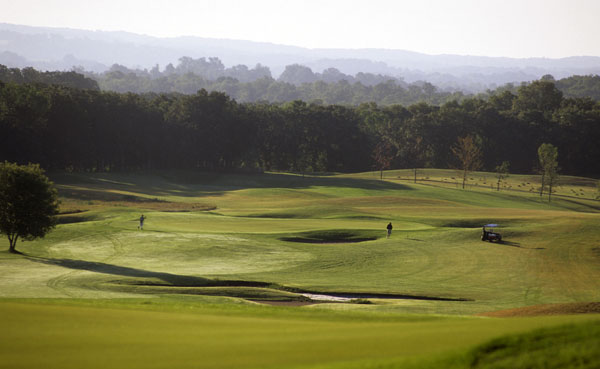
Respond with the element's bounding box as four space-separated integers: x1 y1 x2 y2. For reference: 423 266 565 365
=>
537 143 559 201
451 135 483 189
410 136 424 183
0 162 59 253
514 80 563 115
372 140 394 180
546 165 559 202
278 64 317 85
495 161 510 191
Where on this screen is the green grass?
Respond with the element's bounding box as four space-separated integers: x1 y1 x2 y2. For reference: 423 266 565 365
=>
381 168 600 205
1 298 598 369
2 169 599 308
466 321 600 369
1 169 599 368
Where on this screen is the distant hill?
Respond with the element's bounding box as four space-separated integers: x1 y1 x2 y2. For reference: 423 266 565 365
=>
1 22 600 92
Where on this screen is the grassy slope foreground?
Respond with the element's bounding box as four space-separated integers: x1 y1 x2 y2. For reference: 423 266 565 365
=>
1 298 598 369
0 169 599 368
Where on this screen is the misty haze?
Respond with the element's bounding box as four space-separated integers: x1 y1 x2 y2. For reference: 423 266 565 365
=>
1 23 600 96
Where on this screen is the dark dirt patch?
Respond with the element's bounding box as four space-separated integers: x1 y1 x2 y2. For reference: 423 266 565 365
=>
478 302 600 317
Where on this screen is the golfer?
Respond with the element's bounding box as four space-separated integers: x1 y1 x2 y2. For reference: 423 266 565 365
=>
138 214 146 230
386 222 393 238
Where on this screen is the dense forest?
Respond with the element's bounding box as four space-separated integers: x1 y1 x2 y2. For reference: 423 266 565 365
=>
1 65 599 177
3 61 600 106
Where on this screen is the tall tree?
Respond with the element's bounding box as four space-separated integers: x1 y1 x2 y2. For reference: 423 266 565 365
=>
537 143 559 201
0 162 59 253
372 140 394 180
495 161 510 191
451 135 483 189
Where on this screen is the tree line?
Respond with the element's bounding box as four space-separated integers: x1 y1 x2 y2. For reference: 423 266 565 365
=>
3 62 600 107
0 64 99 91
80 57 600 106
1 74 599 177
83 59 462 106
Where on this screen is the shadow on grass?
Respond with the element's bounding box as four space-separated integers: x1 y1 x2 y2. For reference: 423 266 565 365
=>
280 230 380 244
416 178 600 213
52 171 412 200
501 241 522 248
27 256 211 286
498 241 545 250
26 256 293 291
25 255 472 302
56 215 95 224
442 220 495 228
555 197 600 213
56 188 170 203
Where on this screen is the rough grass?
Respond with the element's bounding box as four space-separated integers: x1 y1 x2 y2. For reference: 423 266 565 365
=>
466 320 600 369
386 168 600 201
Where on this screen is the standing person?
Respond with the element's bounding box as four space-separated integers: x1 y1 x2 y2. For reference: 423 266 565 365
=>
138 214 146 230
386 222 393 238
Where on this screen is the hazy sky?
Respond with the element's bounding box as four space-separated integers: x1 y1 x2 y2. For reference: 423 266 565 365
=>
2 0 599 58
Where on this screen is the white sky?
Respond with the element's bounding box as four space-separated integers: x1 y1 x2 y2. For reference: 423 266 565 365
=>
2 0 599 58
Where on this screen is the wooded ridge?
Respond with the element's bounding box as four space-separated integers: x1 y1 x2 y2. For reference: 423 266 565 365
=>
1 66 599 177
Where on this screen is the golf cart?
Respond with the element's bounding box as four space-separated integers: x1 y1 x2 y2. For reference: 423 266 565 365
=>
481 224 502 243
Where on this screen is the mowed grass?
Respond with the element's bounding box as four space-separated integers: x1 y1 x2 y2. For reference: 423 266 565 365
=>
2 169 599 309
1 298 598 369
1 169 599 368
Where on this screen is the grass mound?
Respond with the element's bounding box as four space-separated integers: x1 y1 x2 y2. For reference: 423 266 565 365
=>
105 278 310 303
467 321 600 369
280 229 380 243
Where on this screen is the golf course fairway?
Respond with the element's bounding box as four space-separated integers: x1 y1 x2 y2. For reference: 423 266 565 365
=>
1 169 599 368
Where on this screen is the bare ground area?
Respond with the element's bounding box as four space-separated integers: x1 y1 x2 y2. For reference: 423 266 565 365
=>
478 302 600 317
